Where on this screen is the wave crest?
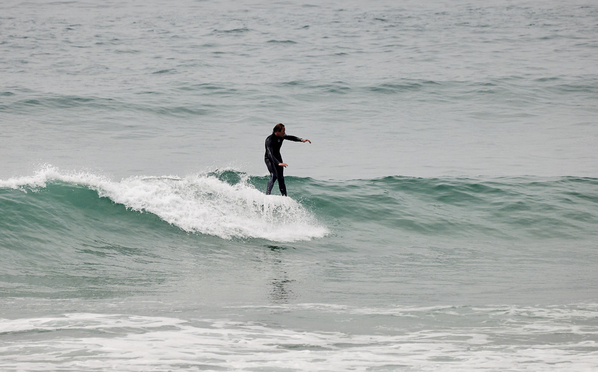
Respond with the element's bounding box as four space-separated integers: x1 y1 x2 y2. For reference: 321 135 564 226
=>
0 166 328 242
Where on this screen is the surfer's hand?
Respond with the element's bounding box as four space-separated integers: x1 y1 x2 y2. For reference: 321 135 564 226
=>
302 139 311 144
279 163 288 167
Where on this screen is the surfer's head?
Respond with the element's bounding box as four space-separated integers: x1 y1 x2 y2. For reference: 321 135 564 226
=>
273 123 285 136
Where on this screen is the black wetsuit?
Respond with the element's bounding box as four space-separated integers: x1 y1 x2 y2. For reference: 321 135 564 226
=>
264 133 302 196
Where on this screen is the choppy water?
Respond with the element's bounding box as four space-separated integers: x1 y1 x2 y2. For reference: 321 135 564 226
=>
1 0 598 370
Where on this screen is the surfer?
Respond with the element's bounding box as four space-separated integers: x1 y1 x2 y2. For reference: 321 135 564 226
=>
265 123 311 196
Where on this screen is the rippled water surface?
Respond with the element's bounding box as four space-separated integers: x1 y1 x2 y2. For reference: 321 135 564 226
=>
1 0 598 370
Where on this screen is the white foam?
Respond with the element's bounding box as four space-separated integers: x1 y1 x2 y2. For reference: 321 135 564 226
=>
0 165 328 242
2 312 598 372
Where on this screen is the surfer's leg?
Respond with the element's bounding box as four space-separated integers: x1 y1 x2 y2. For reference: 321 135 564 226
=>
277 165 287 196
265 159 278 195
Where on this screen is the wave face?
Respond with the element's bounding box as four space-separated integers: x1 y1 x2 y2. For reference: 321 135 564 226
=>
300 175 598 241
2 168 597 248
0 166 328 243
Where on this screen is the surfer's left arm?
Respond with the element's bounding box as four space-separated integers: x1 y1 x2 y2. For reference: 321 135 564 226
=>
284 135 311 144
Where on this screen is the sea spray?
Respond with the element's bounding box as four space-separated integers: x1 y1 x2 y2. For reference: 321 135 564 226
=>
0 166 328 242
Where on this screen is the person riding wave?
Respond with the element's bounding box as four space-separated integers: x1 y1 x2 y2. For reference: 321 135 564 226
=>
264 123 311 196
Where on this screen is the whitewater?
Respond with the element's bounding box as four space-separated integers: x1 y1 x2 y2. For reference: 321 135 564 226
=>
1 166 327 241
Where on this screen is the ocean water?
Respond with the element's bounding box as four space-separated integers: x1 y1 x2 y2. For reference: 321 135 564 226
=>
1 0 598 371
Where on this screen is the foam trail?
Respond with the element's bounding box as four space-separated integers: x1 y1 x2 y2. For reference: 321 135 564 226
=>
3 309 598 372
0 166 328 242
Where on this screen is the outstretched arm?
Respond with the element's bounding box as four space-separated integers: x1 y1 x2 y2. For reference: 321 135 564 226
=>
284 135 311 144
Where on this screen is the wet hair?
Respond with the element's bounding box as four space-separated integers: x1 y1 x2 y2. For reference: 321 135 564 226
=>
272 123 285 134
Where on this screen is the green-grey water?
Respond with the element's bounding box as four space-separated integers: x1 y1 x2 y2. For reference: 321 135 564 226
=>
1 0 598 370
